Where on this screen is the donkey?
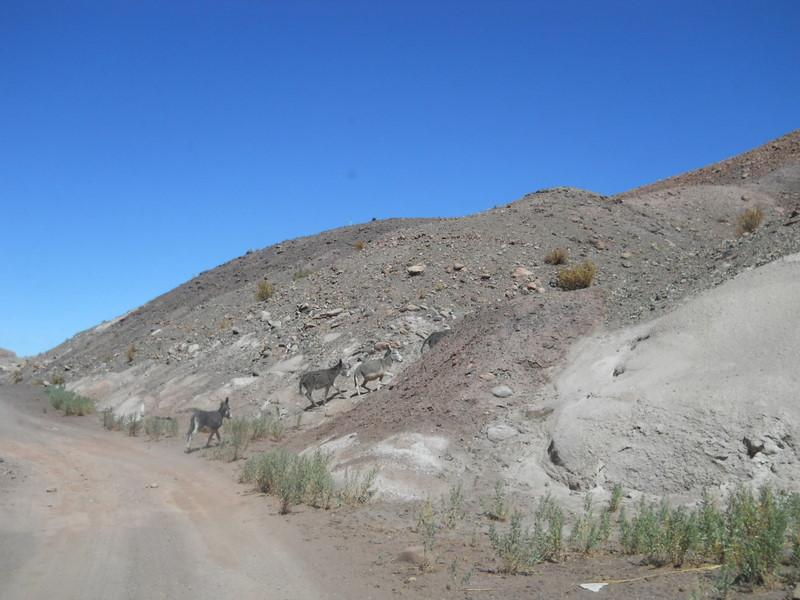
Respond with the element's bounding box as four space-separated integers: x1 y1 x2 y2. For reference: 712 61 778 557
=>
185 398 231 452
299 359 349 408
420 330 451 353
353 348 403 395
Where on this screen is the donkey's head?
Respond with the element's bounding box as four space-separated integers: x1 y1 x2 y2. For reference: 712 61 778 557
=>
219 397 232 419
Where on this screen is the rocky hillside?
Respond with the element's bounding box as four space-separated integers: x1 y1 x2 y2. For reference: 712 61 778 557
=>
14 129 800 501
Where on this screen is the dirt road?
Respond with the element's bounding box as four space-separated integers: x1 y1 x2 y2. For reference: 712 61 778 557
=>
0 385 374 600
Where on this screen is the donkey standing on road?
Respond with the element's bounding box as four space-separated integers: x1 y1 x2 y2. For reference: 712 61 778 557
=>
185 398 232 452
299 359 349 408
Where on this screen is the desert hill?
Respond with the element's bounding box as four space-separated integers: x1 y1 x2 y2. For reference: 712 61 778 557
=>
12 129 800 501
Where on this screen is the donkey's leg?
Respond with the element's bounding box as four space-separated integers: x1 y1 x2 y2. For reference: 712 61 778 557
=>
205 431 214 448
215 429 222 445
185 417 197 452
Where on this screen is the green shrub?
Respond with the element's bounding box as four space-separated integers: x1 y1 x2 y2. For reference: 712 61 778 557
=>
416 498 438 571
441 483 466 529
241 449 335 513
609 483 623 513
488 494 564 574
556 261 596 290
483 481 511 521
569 493 612 554
46 386 94 416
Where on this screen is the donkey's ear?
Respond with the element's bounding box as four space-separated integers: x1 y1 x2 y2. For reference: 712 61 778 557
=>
224 397 229 405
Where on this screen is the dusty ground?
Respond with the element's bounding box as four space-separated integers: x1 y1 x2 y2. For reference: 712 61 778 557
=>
0 385 377 600
1 385 792 599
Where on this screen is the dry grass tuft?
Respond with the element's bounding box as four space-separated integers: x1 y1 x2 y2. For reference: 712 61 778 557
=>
544 248 569 265
353 240 366 251
255 280 274 301
736 206 764 235
557 261 597 290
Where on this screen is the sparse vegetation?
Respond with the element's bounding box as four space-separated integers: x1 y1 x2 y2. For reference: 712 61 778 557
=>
416 498 438 571
241 449 336 513
126 344 137 364
569 493 612 554
352 240 366 251
50 373 65 386
125 414 142 436
556 261 596 290
12 369 23 384
544 247 569 265
609 483 623 513
255 280 274 301
488 494 564 574
46 386 94 416
338 466 379 506
144 416 178 440
440 483 466 529
619 486 797 587
483 481 512 521
736 206 764 235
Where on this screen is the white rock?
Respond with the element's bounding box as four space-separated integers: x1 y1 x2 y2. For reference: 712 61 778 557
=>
487 424 518 442
491 385 513 398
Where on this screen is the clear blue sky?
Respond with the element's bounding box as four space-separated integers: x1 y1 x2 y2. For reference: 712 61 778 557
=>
1 1 798 357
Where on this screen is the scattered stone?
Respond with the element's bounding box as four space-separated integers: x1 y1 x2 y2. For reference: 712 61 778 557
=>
401 304 421 312
46 487 57 493
491 385 513 398
317 308 344 319
793 582 800 600
478 372 495 381
148 483 159 489
487 424 518 442
407 265 426 276
512 266 533 279
453 262 465 271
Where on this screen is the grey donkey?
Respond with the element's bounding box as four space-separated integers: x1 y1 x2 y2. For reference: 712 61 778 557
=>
185 398 231 452
299 358 349 408
420 330 451 353
353 348 403 395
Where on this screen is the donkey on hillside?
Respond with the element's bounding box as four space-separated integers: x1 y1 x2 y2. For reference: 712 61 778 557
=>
185 398 231 452
299 358 349 408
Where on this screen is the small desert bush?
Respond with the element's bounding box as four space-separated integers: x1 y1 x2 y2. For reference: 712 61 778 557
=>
556 261 596 290
352 240 366 251
620 486 795 585
46 386 94 416
144 416 178 440
488 494 564 574
51 373 65 386
569 493 612 554
12 370 23 384
609 483 623 513
483 481 512 521
544 247 569 265
416 498 438 571
736 206 764 235
255 280 274 301
126 344 137 364
125 414 142 436
241 449 335 513
227 417 251 460
338 466 378 506
440 483 466 529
